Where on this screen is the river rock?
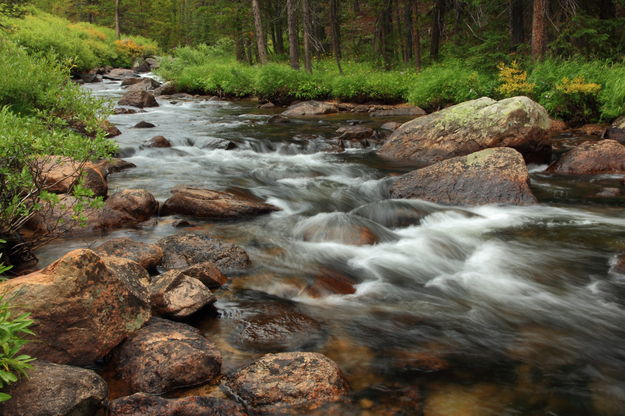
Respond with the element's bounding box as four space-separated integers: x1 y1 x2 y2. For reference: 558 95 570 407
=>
0 249 150 365
127 77 161 92
103 188 159 223
381 121 402 131
121 78 143 87
104 68 136 80
99 158 136 174
132 58 151 73
95 238 164 270
109 393 247 416
103 120 122 137
377 96 551 165
150 270 216 318
336 125 374 140
154 81 177 96
134 120 156 128
370 106 426 118
307 268 358 297
189 137 238 150
222 352 349 412
0 361 108 416
144 135 171 148
268 114 290 124
161 185 279 220
101 255 152 304
119 90 159 108
178 261 228 289
115 318 222 394
157 233 251 273
35 155 108 197
390 147 537 206
113 107 144 115
282 101 339 117
547 139 625 174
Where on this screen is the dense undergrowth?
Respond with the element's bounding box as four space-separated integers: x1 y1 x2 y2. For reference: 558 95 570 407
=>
158 43 625 124
2 8 158 71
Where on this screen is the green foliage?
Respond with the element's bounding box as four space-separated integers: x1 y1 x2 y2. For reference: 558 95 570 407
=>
3 8 159 71
407 61 496 111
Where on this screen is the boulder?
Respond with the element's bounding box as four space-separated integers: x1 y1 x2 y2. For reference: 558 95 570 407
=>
150 270 216 318
153 81 177 96
133 120 156 128
101 256 152 304
115 318 222 394
336 126 374 140
132 58 151 73
103 120 122 137
145 57 160 69
0 361 107 416
121 78 144 87
370 106 426 118
268 114 290 124
0 249 150 365
119 90 159 108
282 101 339 117
390 147 537 206
381 121 402 131
222 352 349 411
547 139 625 175
157 233 251 273
178 261 227 289
95 238 164 270
144 135 171 148
100 158 137 174
113 107 143 115
160 185 279 220
103 68 136 80
260 102 276 109
188 137 237 150
79 71 101 83
102 188 159 226
377 96 551 165
109 393 247 416
35 155 108 197
127 78 161 92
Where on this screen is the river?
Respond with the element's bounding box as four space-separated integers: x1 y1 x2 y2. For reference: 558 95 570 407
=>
37 76 625 415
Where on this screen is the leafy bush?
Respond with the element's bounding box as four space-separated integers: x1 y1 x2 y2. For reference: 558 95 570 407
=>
497 61 535 97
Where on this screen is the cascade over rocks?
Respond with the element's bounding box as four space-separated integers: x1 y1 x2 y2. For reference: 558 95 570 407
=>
377 96 551 165
157 232 251 273
390 147 537 206
109 393 247 416
119 90 159 108
0 249 150 365
547 139 625 174
95 238 164 271
282 101 339 117
222 352 349 412
160 185 280 220
114 318 222 394
0 361 108 416
150 270 216 318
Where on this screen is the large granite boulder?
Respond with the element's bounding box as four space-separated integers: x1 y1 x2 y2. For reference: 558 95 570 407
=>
160 185 279 219
115 318 222 394
119 90 159 108
95 238 164 271
378 96 551 165
0 361 108 416
547 139 625 174
0 249 150 365
390 147 537 206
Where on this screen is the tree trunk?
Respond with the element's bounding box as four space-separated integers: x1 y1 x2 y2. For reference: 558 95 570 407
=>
252 0 268 64
411 0 421 71
531 0 547 59
286 0 299 69
302 0 313 73
510 0 524 51
114 0 121 39
598 0 616 19
430 0 445 61
330 0 343 74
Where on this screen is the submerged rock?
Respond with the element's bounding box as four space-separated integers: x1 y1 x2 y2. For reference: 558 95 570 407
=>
119 90 159 108
157 232 251 273
222 352 349 412
150 270 216 318
188 136 237 150
390 147 537 206
133 120 156 128
0 249 150 365
160 185 279 220
95 238 164 271
378 96 551 165
109 393 247 416
0 361 107 416
547 139 625 174
115 318 222 394
282 101 339 117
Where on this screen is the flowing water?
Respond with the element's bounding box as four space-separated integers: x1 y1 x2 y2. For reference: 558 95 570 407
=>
37 77 625 415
